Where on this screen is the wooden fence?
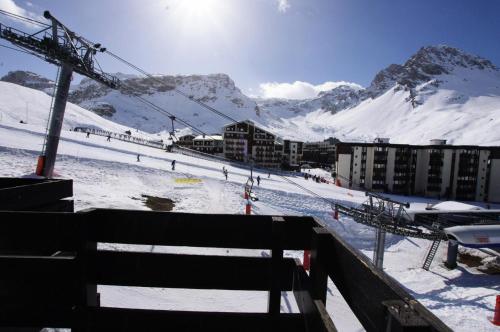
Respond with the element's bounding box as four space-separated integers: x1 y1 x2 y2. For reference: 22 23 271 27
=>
0 178 451 331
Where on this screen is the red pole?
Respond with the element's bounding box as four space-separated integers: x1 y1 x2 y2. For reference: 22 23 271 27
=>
245 202 251 215
303 250 311 271
35 155 45 176
492 295 500 326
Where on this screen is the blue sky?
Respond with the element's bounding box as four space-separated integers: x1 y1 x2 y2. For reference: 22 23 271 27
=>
0 0 499 98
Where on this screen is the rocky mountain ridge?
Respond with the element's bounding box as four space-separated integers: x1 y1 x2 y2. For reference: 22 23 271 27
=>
2 45 499 142
0 70 55 94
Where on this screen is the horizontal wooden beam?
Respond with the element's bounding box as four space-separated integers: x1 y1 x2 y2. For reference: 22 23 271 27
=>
0 306 73 328
0 212 80 252
0 255 77 307
85 307 306 332
83 209 319 250
91 250 296 291
0 179 73 211
0 210 318 251
0 177 50 189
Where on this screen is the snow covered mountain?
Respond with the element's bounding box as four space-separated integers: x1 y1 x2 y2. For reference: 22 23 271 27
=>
2 45 500 145
255 84 364 120
67 73 261 133
266 45 500 144
1 70 55 94
0 80 157 139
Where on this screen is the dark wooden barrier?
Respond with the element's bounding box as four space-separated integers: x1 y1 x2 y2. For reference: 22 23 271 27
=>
0 178 451 331
0 177 73 212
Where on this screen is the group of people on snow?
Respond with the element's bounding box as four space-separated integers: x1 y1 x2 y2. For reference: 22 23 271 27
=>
304 172 329 184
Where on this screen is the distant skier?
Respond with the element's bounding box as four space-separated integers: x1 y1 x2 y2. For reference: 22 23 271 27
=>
106 134 111 142
224 169 228 180
268 172 271 178
86 131 90 138
137 154 140 162
257 176 261 186
171 159 176 170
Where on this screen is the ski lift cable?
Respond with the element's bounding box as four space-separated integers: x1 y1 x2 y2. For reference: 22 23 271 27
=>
98 51 355 207
0 42 45 57
0 10 344 213
99 51 342 205
0 9 50 28
104 50 240 123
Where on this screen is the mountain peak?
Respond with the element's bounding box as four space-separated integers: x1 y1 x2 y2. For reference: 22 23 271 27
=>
368 45 498 97
407 45 497 73
0 70 54 92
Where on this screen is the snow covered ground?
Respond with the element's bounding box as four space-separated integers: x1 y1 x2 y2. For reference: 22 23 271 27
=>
1 117 499 331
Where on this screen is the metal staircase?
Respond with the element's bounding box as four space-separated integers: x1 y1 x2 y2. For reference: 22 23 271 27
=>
422 239 441 270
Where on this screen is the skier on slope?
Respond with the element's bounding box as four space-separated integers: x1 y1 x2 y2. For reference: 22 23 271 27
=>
257 175 261 186
137 154 140 162
171 159 176 170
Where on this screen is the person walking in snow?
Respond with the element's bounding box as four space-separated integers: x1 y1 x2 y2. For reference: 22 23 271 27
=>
86 131 90 138
106 134 111 142
257 175 261 186
171 159 176 170
224 169 228 180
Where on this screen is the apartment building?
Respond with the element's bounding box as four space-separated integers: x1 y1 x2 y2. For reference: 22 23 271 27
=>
192 135 223 155
176 134 195 147
336 139 500 202
302 137 339 168
283 140 304 167
222 120 282 168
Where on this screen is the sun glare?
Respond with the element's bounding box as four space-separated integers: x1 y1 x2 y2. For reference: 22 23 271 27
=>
167 0 230 35
177 0 214 18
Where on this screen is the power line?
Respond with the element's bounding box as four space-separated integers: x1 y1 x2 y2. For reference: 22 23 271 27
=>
0 9 50 28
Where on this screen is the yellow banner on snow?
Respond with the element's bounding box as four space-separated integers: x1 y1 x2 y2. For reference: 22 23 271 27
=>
174 178 202 184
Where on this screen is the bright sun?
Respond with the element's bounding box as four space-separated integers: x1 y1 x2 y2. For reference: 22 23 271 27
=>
167 0 229 31
176 0 214 18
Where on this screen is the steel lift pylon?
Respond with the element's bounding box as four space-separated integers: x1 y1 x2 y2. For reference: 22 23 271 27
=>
0 11 119 177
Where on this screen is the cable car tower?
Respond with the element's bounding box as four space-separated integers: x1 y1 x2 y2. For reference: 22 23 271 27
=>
0 11 119 177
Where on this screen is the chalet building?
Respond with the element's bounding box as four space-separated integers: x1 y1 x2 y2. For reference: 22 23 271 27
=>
302 137 339 168
283 140 304 167
336 139 500 202
176 134 195 147
192 135 223 155
222 120 281 168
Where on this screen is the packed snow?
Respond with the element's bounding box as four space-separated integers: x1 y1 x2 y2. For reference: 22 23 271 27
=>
0 82 499 331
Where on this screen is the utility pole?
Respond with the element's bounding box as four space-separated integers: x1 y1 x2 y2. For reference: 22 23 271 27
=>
0 10 119 177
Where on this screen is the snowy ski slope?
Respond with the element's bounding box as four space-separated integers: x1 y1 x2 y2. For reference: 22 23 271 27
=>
0 83 499 331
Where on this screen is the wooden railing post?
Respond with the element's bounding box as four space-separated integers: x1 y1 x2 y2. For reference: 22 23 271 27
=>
268 216 285 316
73 212 99 332
310 228 329 304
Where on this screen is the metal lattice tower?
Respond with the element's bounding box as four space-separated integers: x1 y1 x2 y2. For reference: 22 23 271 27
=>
0 11 119 177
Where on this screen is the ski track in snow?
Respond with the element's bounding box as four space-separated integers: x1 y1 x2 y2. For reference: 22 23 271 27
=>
1 122 499 331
